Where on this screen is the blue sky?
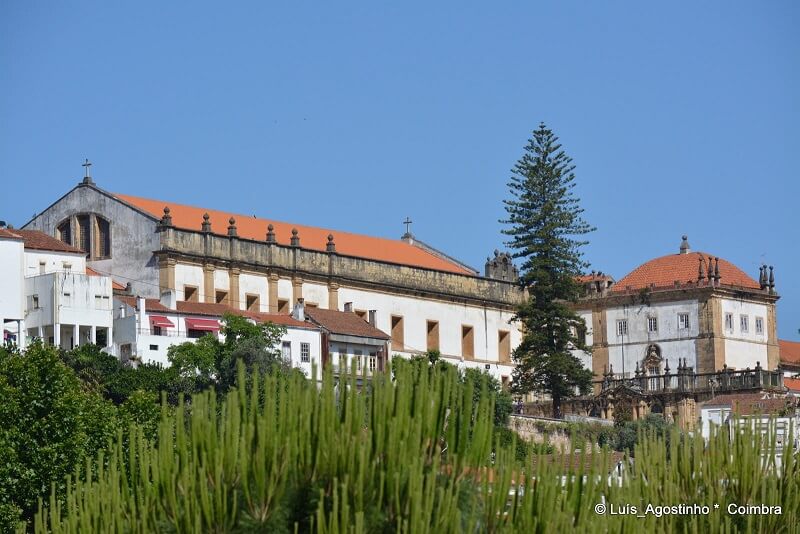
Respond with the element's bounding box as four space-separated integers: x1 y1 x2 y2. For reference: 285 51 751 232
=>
2 2 798 339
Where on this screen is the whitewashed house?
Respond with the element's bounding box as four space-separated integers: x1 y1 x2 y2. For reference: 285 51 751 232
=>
0 227 115 350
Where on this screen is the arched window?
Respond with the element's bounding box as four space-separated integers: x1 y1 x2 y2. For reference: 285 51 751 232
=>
57 219 71 245
54 214 112 260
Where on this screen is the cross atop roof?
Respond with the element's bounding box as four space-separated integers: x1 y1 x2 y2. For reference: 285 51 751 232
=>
403 217 413 237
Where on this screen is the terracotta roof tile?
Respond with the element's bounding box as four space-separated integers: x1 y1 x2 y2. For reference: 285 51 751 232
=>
703 393 792 415
86 267 126 290
305 308 390 339
0 228 23 240
784 377 800 393
14 229 85 254
613 251 759 292
113 193 474 275
779 339 800 366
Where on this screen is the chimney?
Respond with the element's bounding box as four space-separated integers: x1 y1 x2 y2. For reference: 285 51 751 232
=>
118 304 126 319
368 310 377 327
137 296 146 330
344 302 353 313
160 290 177 310
292 298 305 321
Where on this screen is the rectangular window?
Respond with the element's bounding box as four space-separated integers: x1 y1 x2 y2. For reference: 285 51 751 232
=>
576 323 587 346
57 221 71 245
63 292 72 307
678 313 690 330
246 294 260 311
282 341 291 361
95 295 104 308
187 329 209 339
96 217 111 258
354 349 362 370
30 295 39 309
184 286 199 302
215 290 229 305
77 215 90 253
462 325 474 359
616 319 628 337
301 343 310 363
755 317 764 335
725 313 734 332
278 299 290 314
39 261 46 274
368 352 377 373
149 344 158 351
740 315 749 333
152 326 163 336
391 315 404 350
498 330 511 363
647 317 658 333
62 262 71 272
426 320 440 351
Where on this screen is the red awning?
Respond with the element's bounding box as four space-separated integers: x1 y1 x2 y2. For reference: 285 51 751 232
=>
149 315 175 328
185 318 220 331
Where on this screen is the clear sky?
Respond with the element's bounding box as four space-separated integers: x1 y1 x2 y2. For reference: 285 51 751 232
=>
2 2 798 339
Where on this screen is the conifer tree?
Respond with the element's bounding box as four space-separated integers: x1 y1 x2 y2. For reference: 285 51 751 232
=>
502 123 594 418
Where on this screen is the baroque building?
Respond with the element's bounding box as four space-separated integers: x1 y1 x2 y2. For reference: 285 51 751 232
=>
23 173 524 382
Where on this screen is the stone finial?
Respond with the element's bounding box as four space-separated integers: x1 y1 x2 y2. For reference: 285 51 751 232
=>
713 257 720 283
227 217 237 237
326 233 336 252
759 265 767 289
768 266 775 293
201 213 212 233
679 235 690 254
697 256 705 281
706 255 714 283
266 224 276 243
160 206 173 227
290 228 300 247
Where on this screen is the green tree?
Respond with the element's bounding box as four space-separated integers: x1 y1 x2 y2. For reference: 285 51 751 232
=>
216 314 288 390
502 123 594 418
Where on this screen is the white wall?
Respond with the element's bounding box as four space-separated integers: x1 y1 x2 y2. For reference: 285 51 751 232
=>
302 282 329 309
605 300 700 376
24 250 86 277
0 238 24 323
239 273 267 312
175 263 204 302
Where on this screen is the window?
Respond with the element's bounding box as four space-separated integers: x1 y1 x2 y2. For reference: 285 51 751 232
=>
152 326 163 336
149 344 158 351
282 341 291 361
77 214 90 253
616 319 628 337
184 286 199 302
29 294 40 310
353 349 362 370
678 314 690 330
368 352 377 373
740 315 749 333
245 294 260 311
278 299 290 314
462 325 474 359
427 320 440 351
215 290 229 305
355 309 368 321
391 315 404 350
755 317 764 335
301 343 311 363
95 295 110 310
39 261 46 275
57 220 71 245
305 302 318 309
63 292 71 307
187 329 208 339
576 324 587 346
647 317 658 333
498 330 511 363
62 262 72 272
724 313 734 332
95 216 111 258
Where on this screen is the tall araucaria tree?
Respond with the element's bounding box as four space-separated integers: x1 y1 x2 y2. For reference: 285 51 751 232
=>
502 123 594 418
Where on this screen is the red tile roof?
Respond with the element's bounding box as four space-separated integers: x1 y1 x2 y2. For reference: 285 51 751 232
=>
0 228 23 240
703 393 792 415
784 377 800 393
13 229 85 254
116 296 311 328
613 251 760 292
779 339 800 366
305 308 390 340
113 193 474 275
86 267 127 290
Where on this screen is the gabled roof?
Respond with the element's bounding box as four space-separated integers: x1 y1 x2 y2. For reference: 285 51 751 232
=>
112 193 475 275
14 229 86 254
779 339 800 366
116 297 311 329
305 308 390 340
614 251 760 292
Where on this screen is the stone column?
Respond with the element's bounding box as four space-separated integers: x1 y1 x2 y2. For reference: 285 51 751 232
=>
229 267 241 310
328 282 339 311
766 304 780 370
292 277 303 305
203 263 215 303
158 257 176 292
268 273 279 313
591 308 609 394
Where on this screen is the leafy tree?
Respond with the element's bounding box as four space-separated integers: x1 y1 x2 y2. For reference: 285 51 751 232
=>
502 123 594 417
463 367 513 427
0 341 119 526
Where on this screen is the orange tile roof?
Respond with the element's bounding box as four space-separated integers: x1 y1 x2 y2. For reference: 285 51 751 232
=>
613 251 760 292
86 267 127 290
784 377 800 393
0 228 23 240
14 229 85 254
779 339 800 366
113 193 475 275
305 307 390 340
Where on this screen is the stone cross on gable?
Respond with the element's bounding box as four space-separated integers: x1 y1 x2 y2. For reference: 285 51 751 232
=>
82 158 92 178
403 217 413 236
